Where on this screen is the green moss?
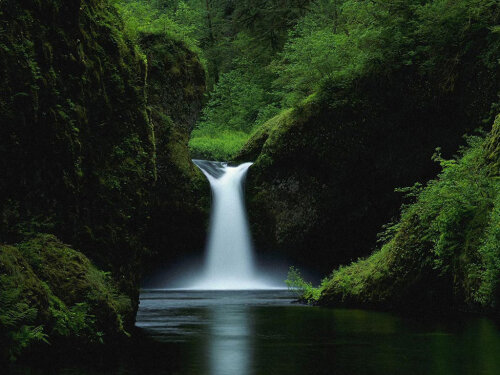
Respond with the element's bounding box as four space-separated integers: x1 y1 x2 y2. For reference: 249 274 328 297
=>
235 108 294 162
138 31 209 268
235 94 323 164
139 32 205 133
0 1 208 361
0 0 155 302
0 234 132 361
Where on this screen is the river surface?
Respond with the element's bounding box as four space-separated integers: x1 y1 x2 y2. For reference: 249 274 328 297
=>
135 289 500 375
9 290 500 374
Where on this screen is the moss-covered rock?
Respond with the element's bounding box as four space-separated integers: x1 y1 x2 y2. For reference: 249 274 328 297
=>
0 0 155 302
0 234 132 361
318 115 500 313
0 0 208 356
139 32 205 133
139 32 209 270
238 63 499 275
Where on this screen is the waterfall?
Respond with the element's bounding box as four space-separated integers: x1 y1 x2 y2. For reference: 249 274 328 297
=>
190 160 270 290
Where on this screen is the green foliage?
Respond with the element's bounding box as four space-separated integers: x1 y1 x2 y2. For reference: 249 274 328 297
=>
0 235 133 361
198 70 268 133
273 0 499 107
114 0 205 55
319 116 500 311
474 193 500 306
0 274 48 361
272 0 350 107
189 67 280 159
47 295 97 340
285 266 321 302
232 0 313 52
189 130 249 160
190 0 499 159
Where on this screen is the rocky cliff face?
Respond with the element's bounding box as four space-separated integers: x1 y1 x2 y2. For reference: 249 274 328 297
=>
139 33 209 274
0 0 154 299
239 64 499 276
0 0 206 359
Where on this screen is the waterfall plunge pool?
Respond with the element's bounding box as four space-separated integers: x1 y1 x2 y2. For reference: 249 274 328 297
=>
9 290 500 374
131 289 500 375
125 160 500 375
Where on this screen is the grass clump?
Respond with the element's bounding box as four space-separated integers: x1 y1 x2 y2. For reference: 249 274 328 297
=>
189 130 250 161
285 266 321 303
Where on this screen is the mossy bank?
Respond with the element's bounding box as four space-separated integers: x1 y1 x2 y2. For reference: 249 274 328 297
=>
317 115 500 313
0 235 132 361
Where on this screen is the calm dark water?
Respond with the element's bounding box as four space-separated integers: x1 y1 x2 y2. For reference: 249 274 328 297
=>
9 290 500 374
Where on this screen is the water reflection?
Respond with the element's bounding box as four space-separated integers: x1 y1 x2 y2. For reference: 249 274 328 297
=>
134 290 500 375
9 290 500 375
208 305 252 375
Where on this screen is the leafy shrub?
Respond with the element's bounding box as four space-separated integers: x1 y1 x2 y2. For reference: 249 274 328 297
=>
0 273 48 361
114 0 205 55
285 266 321 302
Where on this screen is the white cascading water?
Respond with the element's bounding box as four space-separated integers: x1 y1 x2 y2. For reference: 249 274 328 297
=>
189 160 271 290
